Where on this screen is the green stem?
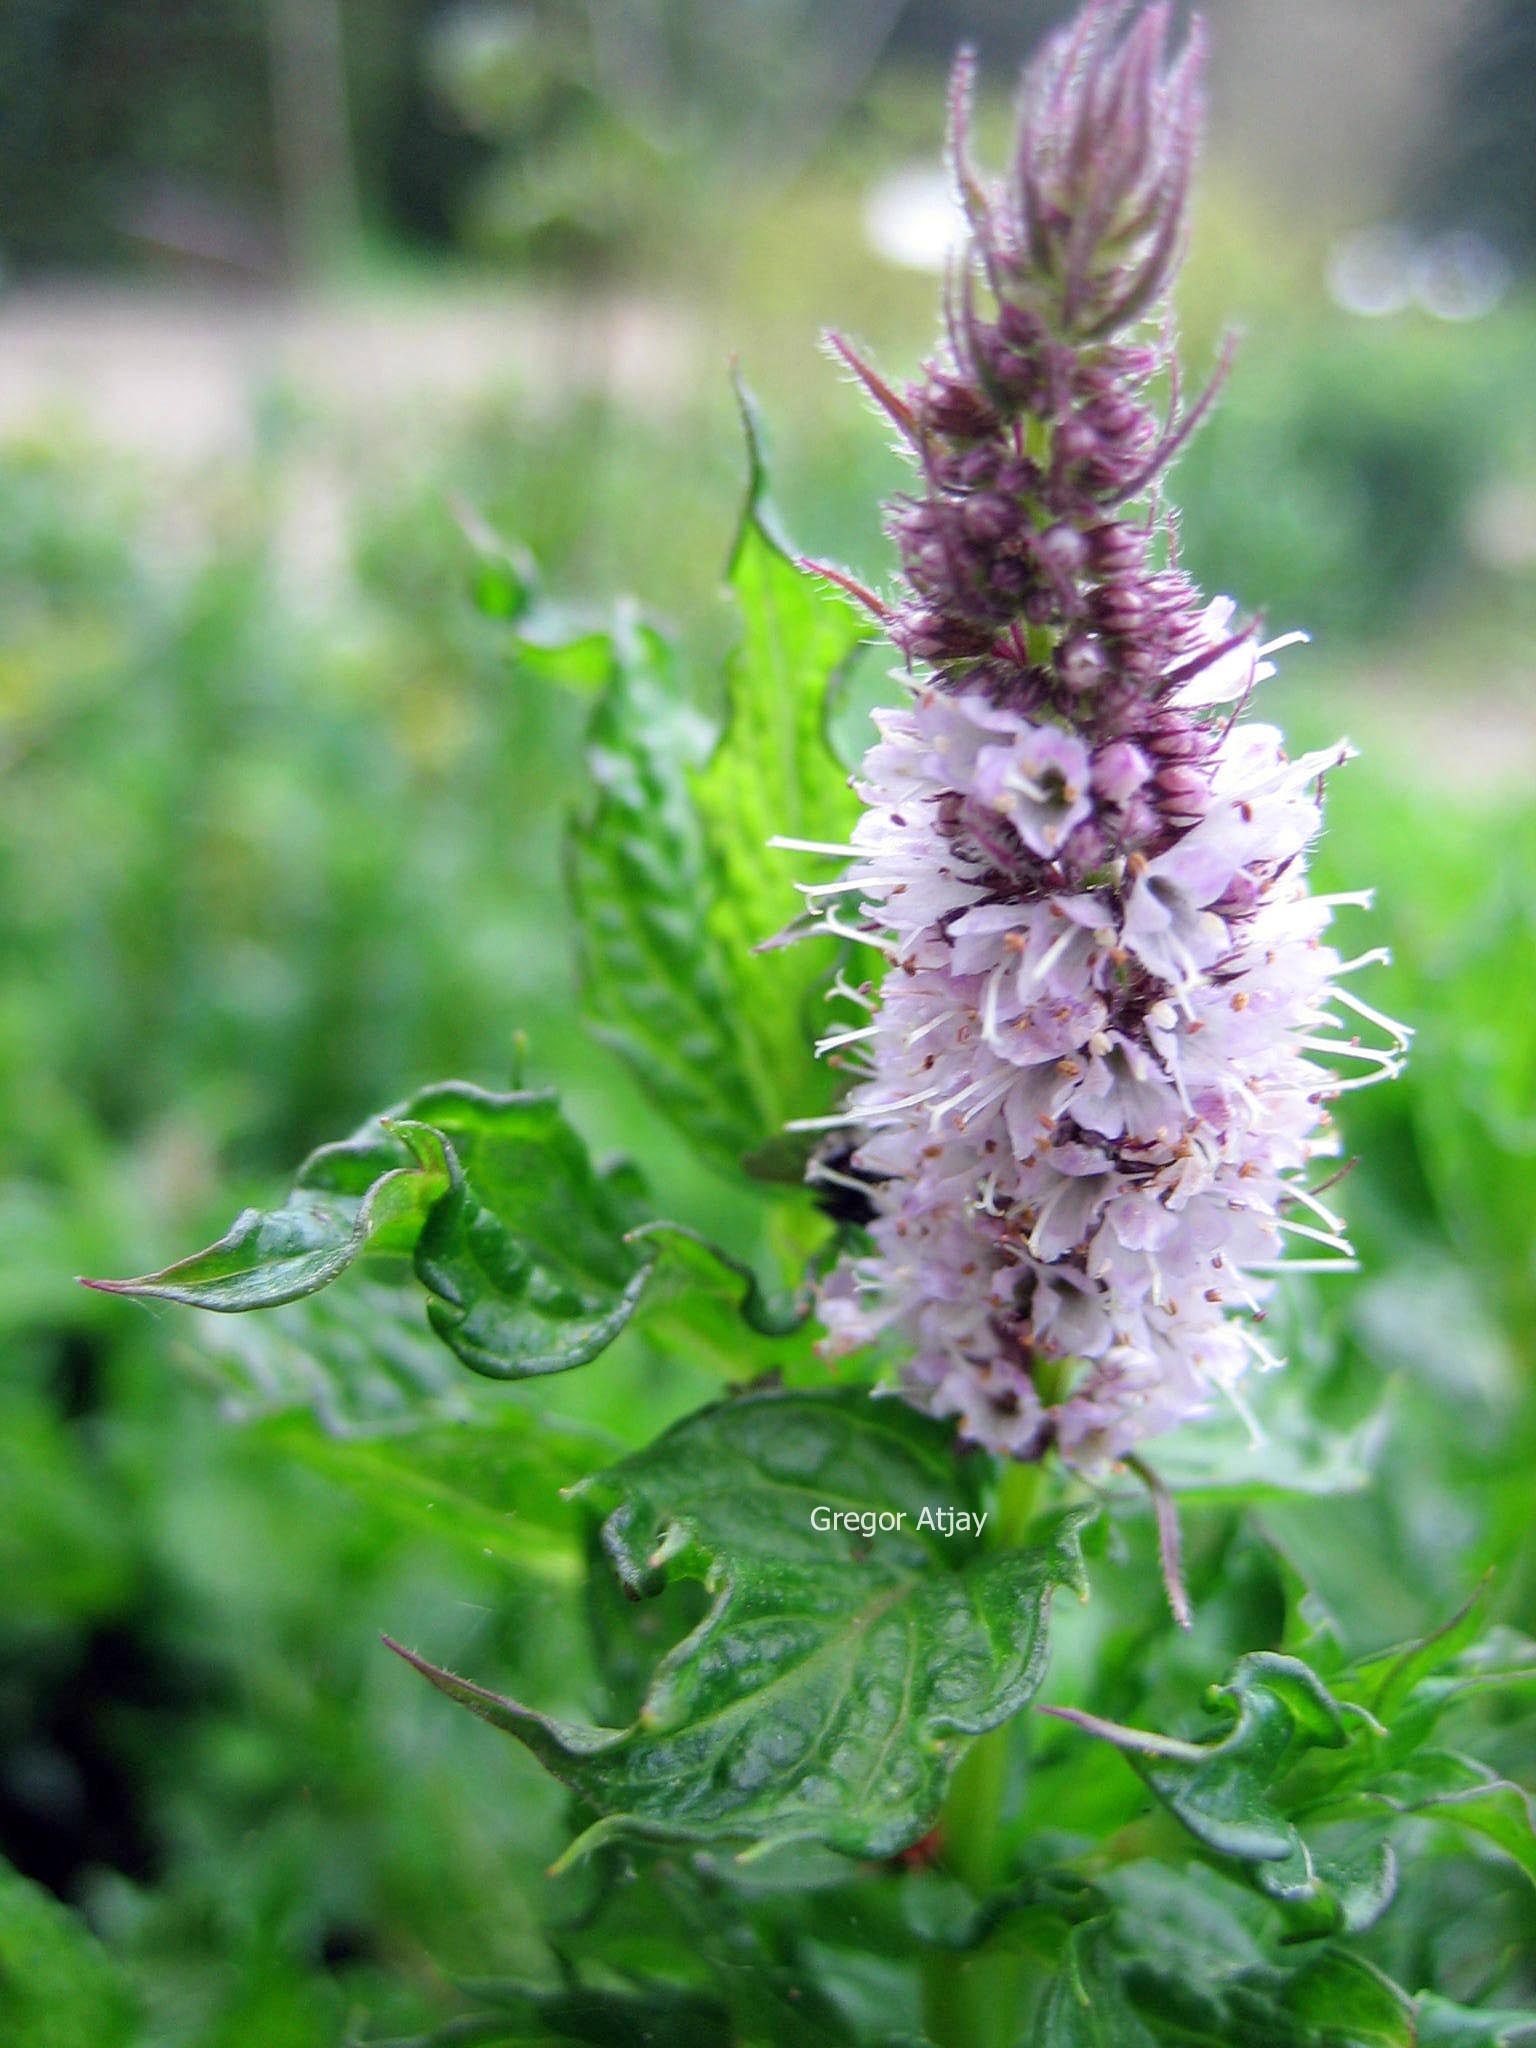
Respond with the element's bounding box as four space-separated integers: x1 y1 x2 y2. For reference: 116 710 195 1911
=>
919 1459 1051 2048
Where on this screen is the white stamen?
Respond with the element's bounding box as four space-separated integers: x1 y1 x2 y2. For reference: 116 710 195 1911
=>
1213 1375 1266 1447
907 1006 963 1048
1300 1036 1406 1070
1028 926 1076 985
981 964 1006 1047
820 909 896 956
1258 630 1311 659
1248 1259 1360 1275
1237 1324 1285 1374
1320 1065 1404 1094
768 836 860 856
1334 947 1393 977
1309 890 1377 912
1283 1181 1347 1235
1272 1215 1355 1256
1328 983 1414 1045
816 1023 879 1055
796 877 868 900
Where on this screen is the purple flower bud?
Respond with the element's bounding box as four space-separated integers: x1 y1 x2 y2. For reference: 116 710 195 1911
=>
963 494 1018 543
1086 523 1147 575
1144 711 1206 761
1057 632 1111 693
1091 582 1150 633
1092 739 1152 801
1117 791 1158 842
1153 761 1209 820
1036 523 1090 579
1061 818 1109 872
990 558 1033 601
916 372 999 442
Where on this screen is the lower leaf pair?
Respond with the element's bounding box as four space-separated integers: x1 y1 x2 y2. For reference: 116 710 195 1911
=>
386 1388 1089 1868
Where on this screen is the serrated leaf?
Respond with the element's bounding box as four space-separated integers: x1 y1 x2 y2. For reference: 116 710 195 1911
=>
1351 1576 1497 1725
629 1219 818 1338
1045 1654 1393 1935
689 386 870 1143
1332 1591 1536 1765
0 1856 140 2048
568 608 763 1173
83 1115 451 1310
388 1389 1087 1864
558 402 868 1177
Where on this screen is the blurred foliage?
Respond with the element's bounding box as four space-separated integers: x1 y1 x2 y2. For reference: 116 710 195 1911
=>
1178 312 1521 642
1414 0 1536 264
423 0 912 276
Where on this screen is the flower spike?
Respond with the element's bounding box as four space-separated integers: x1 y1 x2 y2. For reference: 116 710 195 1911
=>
790 0 1404 1472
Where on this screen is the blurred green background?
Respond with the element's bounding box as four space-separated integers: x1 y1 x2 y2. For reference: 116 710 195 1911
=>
2 1 1534 2041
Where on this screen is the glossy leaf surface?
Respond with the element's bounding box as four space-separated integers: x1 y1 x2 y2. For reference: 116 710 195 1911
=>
88 1081 799 1387
389 1388 1087 1863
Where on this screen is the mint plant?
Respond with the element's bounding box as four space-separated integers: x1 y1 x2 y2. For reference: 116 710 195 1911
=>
86 4 1536 2043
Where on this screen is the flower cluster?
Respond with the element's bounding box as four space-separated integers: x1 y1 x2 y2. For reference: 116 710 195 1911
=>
785 0 1407 1469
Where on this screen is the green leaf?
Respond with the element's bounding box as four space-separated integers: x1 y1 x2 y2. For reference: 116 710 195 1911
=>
0 1856 139 2048
559 397 870 1175
1042 1924 1158 2048
1364 1750 1536 1887
1060 1602 1536 1948
90 1080 799 1390
409 1084 654 1378
183 1278 490 1433
568 607 765 1175
1045 1654 1394 1935
82 1115 451 1310
537 395 872 1184
1277 1953 1414 2048
1350 1576 1497 1725
1107 1866 1421 2047
388 1388 1087 1864
550 1850 876 2048
690 384 870 1145
264 1402 614 1586
629 1219 819 1338
456 499 539 621
1416 1996 1536 2046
